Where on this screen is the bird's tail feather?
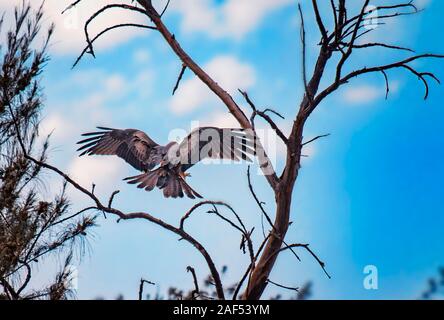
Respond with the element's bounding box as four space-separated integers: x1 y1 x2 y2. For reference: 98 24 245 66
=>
124 169 202 199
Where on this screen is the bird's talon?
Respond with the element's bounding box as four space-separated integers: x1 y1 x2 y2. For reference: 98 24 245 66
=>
179 172 191 179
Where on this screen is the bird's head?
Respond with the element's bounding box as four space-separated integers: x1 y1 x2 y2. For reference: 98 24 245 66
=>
163 141 180 166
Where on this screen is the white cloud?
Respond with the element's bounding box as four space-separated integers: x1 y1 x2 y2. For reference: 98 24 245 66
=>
341 82 400 105
343 85 382 104
170 0 293 39
68 156 127 193
105 74 127 95
415 0 432 8
222 0 293 37
131 69 155 99
170 55 256 115
0 0 294 55
40 113 77 143
133 49 151 64
41 66 155 151
37 66 155 199
170 0 217 36
0 0 150 55
200 111 240 128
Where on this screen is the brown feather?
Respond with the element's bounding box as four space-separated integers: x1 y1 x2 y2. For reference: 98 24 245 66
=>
77 127 160 171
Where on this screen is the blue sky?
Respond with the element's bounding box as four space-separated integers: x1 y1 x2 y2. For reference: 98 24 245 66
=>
3 0 443 299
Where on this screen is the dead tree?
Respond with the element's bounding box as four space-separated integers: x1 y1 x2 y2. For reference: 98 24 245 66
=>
16 0 442 300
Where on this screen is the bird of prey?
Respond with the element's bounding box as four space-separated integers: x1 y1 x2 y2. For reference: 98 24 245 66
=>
77 126 255 199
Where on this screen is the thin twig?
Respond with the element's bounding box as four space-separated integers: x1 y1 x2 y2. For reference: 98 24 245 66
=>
298 4 312 104
62 0 82 14
246 166 300 261
302 134 330 146
160 0 171 17
139 279 155 300
108 190 120 208
267 279 299 292
270 243 331 279
73 23 156 68
232 234 270 300
172 63 187 95
82 4 150 60
239 90 288 144
186 266 199 300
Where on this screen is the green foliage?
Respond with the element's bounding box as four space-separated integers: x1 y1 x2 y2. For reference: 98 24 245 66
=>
0 2 96 300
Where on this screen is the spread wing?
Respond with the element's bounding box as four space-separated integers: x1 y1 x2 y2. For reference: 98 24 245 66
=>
177 127 256 171
77 127 161 171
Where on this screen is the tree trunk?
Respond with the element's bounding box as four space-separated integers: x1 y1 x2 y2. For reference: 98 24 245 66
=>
243 120 304 300
243 190 293 299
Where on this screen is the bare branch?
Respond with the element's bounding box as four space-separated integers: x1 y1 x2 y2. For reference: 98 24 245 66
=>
334 0 370 85
330 0 338 40
381 70 390 99
186 266 199 300
52 206 97 229
83 4 150 59
232 234 270 300
0 279 18 300
160 0 171 17
180 201 235 230
239 90 288 144
16 261 32 296
62 0 82 14
338 42 414 53
401 64 441 100
205 204 255 266
271 243 331 279
73 23 157 68
246 166 273 231
172 63 187 95
266 279 299 293
247 166 301 263
108 190 120 208
302 134 330 147
315 53 444 107
138 279 155 300
312 0 328 43
298 4 312 103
